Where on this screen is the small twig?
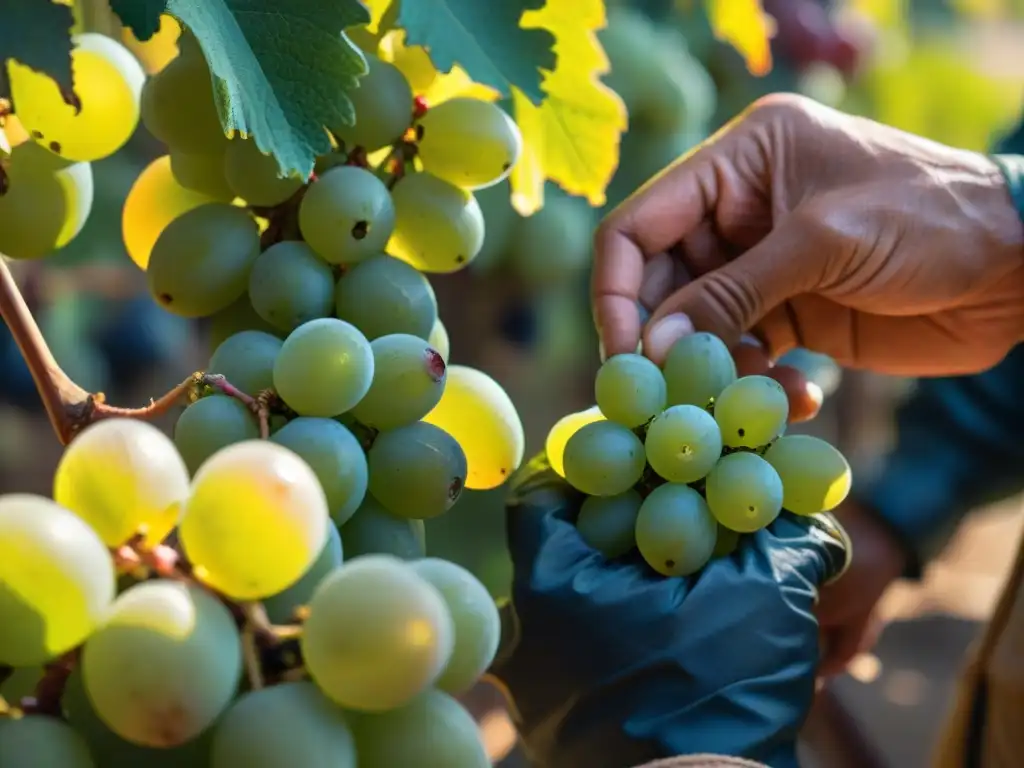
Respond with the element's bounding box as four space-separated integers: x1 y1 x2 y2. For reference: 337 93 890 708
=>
22 650 77 716
203 373 257 408
255 390 276 438
241 628 263 691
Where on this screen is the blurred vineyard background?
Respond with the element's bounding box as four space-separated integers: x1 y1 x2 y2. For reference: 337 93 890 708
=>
4 0 1024 765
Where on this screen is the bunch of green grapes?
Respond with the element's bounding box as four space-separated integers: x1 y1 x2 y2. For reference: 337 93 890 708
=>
547 333 851 577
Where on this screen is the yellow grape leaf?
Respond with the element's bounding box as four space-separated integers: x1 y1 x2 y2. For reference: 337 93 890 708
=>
705 0 774 76
378 31 500 104
362 0 394 33
509 0 626 216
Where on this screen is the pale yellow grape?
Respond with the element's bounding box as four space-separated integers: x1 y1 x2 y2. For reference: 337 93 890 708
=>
422 365 525 490
416 98 522 190
428 318 450 363
54 419 190 548
180 440 329 599
563 421 646 497
705 452 784 533
714 375 789 449
122 155 222 269
663 332 737 408
0 494 115 666
545 405 606 478
223 138 305 206
764 434 852 515
9 33 145 162
330 56 413 152
170 149 234 201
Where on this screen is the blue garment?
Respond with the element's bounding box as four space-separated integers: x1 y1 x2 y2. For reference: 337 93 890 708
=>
491 456 849 768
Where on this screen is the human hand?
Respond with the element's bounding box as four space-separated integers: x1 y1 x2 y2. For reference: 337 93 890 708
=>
593 94 1024 376
816 499 907 677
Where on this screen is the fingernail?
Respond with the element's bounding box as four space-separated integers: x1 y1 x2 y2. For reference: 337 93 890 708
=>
646 313 693 361
598 339 607 363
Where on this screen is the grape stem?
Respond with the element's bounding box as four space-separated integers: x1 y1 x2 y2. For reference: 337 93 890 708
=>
22 650 77 717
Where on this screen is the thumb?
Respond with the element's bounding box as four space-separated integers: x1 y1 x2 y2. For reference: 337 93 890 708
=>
642 220 823 363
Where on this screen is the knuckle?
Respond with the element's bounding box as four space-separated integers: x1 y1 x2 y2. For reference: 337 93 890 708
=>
747 92 816 122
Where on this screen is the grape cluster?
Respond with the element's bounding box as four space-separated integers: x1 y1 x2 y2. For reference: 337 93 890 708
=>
547 333 852 577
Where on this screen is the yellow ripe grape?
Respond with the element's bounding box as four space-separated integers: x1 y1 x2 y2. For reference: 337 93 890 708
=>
545 406 606 478
54 418 191 548
121 15 182 75
9 33 145 162
421 365 524 490
180 440 330 599
121 155 222 269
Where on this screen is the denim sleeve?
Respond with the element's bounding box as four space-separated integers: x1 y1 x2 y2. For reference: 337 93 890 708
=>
855 345 1024 577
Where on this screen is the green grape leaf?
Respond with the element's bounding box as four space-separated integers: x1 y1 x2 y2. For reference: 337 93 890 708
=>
166 0 370 179
0 0 76 104
108 0 168 42
398 0 555 104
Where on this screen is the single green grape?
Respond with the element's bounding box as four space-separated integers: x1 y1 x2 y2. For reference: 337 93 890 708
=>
173 395 260 476
330 56 414 152
301 555 455 712
299 166 395 264
388 172 485 273
635 483 717 576
644 404 722 483
352 334 447 431
409 558 500 695
208 330 283 396
704 451 784 533
714 375 789 448
223 138 305 206
506 188 595 285
576 490 643 559
562 421 646 497
339 496 427 560
416 98 522 190
147 203 261 318
662 332 737 408
271 417 369 526
763 434 852 515
594 353 667 428
273 318 375 418
0 494 116 666
248 240 335 333
367 422 467 520
334 254 438 341
263 523 343 625
169 150 234 201
0 716 95 767
81 581 241 747
469 179 516 272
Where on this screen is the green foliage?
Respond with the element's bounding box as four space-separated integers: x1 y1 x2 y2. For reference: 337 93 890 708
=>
0 0 75 103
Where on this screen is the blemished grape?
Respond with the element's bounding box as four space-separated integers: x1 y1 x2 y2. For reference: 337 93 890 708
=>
714 375 789 448
339 496 426 560
334 254 438 341
410 558 500 695
54 418 190 547
663 332 737 408
562 421 646 497
416 98 521 190
248 241 336 333
545 405 606 478
302 555 455 711
170 150 234 201
705 451 784 533
576 490 643 559
0 715 95 767
180 440 330 599
351 334 447 430
210 682 357 768
140 40 226 154
271 417 369 526
764 434 852 515
388 172 485 273
713 524 741 558
208 330 283 396
173 395 260 475
348 689 489 768
273 318 375 418
263 522 343 626
223 138 305 206
595 353 667 428
148 203 261 318
644 404 722 484
331 56 414 152
10 33 145 162
506 188 595 284
122 155 222 271
428 318 450 363
81 581 242 747
299 166 396 264
635 483 717 577
0 494 115 666
368 422 467 519
0 141 94 260
421 365 525 490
